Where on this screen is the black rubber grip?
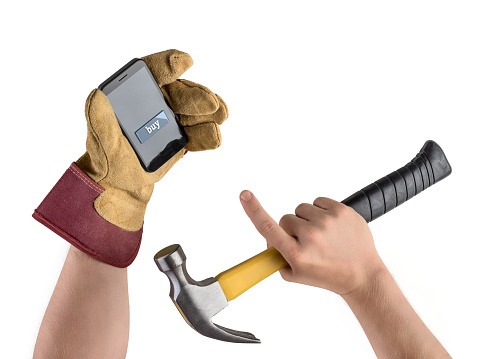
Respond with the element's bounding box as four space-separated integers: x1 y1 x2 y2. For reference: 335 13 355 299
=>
341 140 451 223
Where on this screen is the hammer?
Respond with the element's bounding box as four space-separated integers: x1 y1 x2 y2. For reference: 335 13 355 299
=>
154 140 451 343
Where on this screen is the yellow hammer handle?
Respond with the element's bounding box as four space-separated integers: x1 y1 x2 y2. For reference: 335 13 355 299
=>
215 247 288 301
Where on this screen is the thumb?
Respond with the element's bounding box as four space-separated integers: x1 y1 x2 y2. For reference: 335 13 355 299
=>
84 89 124 150
239 190 298 261
142 49 193 87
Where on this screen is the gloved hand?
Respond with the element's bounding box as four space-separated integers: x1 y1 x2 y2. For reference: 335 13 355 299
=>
33 50 228 267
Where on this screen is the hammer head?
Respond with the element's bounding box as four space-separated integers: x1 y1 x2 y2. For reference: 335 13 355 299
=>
154 244 260 343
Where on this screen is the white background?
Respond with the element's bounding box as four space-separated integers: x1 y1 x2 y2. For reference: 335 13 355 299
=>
1 1 478 358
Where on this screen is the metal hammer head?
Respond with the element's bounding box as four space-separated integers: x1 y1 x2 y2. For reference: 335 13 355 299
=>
154 244 260 343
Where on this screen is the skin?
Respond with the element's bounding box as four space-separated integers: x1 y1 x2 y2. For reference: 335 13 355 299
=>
33 50 227 357
33 246 129 359
34 189 450 358
239 190 451 359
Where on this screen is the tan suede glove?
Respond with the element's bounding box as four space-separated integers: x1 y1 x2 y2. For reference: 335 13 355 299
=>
76 50 227 231
33 50 228 267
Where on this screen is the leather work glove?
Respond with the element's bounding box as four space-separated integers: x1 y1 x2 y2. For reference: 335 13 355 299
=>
33 50 228 267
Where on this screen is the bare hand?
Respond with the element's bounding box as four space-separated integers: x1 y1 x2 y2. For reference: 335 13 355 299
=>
239 190 385 296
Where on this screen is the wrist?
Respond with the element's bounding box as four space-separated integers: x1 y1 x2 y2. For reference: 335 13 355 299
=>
341 259 390 302
69 246 126 277
33 163 143 268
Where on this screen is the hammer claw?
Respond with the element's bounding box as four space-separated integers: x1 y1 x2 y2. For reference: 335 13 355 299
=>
154 244 260 343
212 323 260 343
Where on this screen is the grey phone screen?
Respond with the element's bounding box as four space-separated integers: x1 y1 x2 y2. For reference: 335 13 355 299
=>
106 66 183 167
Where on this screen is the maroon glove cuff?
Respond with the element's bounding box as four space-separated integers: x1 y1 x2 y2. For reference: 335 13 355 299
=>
33 163 142 267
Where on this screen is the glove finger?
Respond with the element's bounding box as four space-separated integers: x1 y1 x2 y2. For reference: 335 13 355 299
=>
177 93 229 126
213 94 229 125
142 50 193 87
162 79 219 116
184 122 222 151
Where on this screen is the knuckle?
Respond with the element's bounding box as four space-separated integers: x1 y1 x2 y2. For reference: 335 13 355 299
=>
279 214 293 227
328 209 340 219
313 197 327 207
330 203 351 219
295 203 309 215
303 225 321 238
336 202 350 214
320 213 336 227
259 219 276 234
250 204 262 216
288 247 305 266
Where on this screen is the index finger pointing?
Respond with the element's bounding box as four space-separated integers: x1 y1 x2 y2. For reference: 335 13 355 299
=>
240 190 298 257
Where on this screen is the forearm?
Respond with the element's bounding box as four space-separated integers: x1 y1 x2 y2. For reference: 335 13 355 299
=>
342 263 450 359
33 246 130 359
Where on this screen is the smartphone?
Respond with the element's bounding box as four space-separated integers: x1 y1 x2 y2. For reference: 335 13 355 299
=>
98 58 188 172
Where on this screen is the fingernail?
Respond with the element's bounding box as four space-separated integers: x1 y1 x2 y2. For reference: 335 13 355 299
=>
240 190 252 202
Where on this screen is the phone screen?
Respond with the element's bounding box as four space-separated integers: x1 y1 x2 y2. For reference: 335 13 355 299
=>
100 60 187 171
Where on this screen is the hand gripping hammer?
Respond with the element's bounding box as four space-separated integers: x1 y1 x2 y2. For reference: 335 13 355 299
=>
154 140 451 343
